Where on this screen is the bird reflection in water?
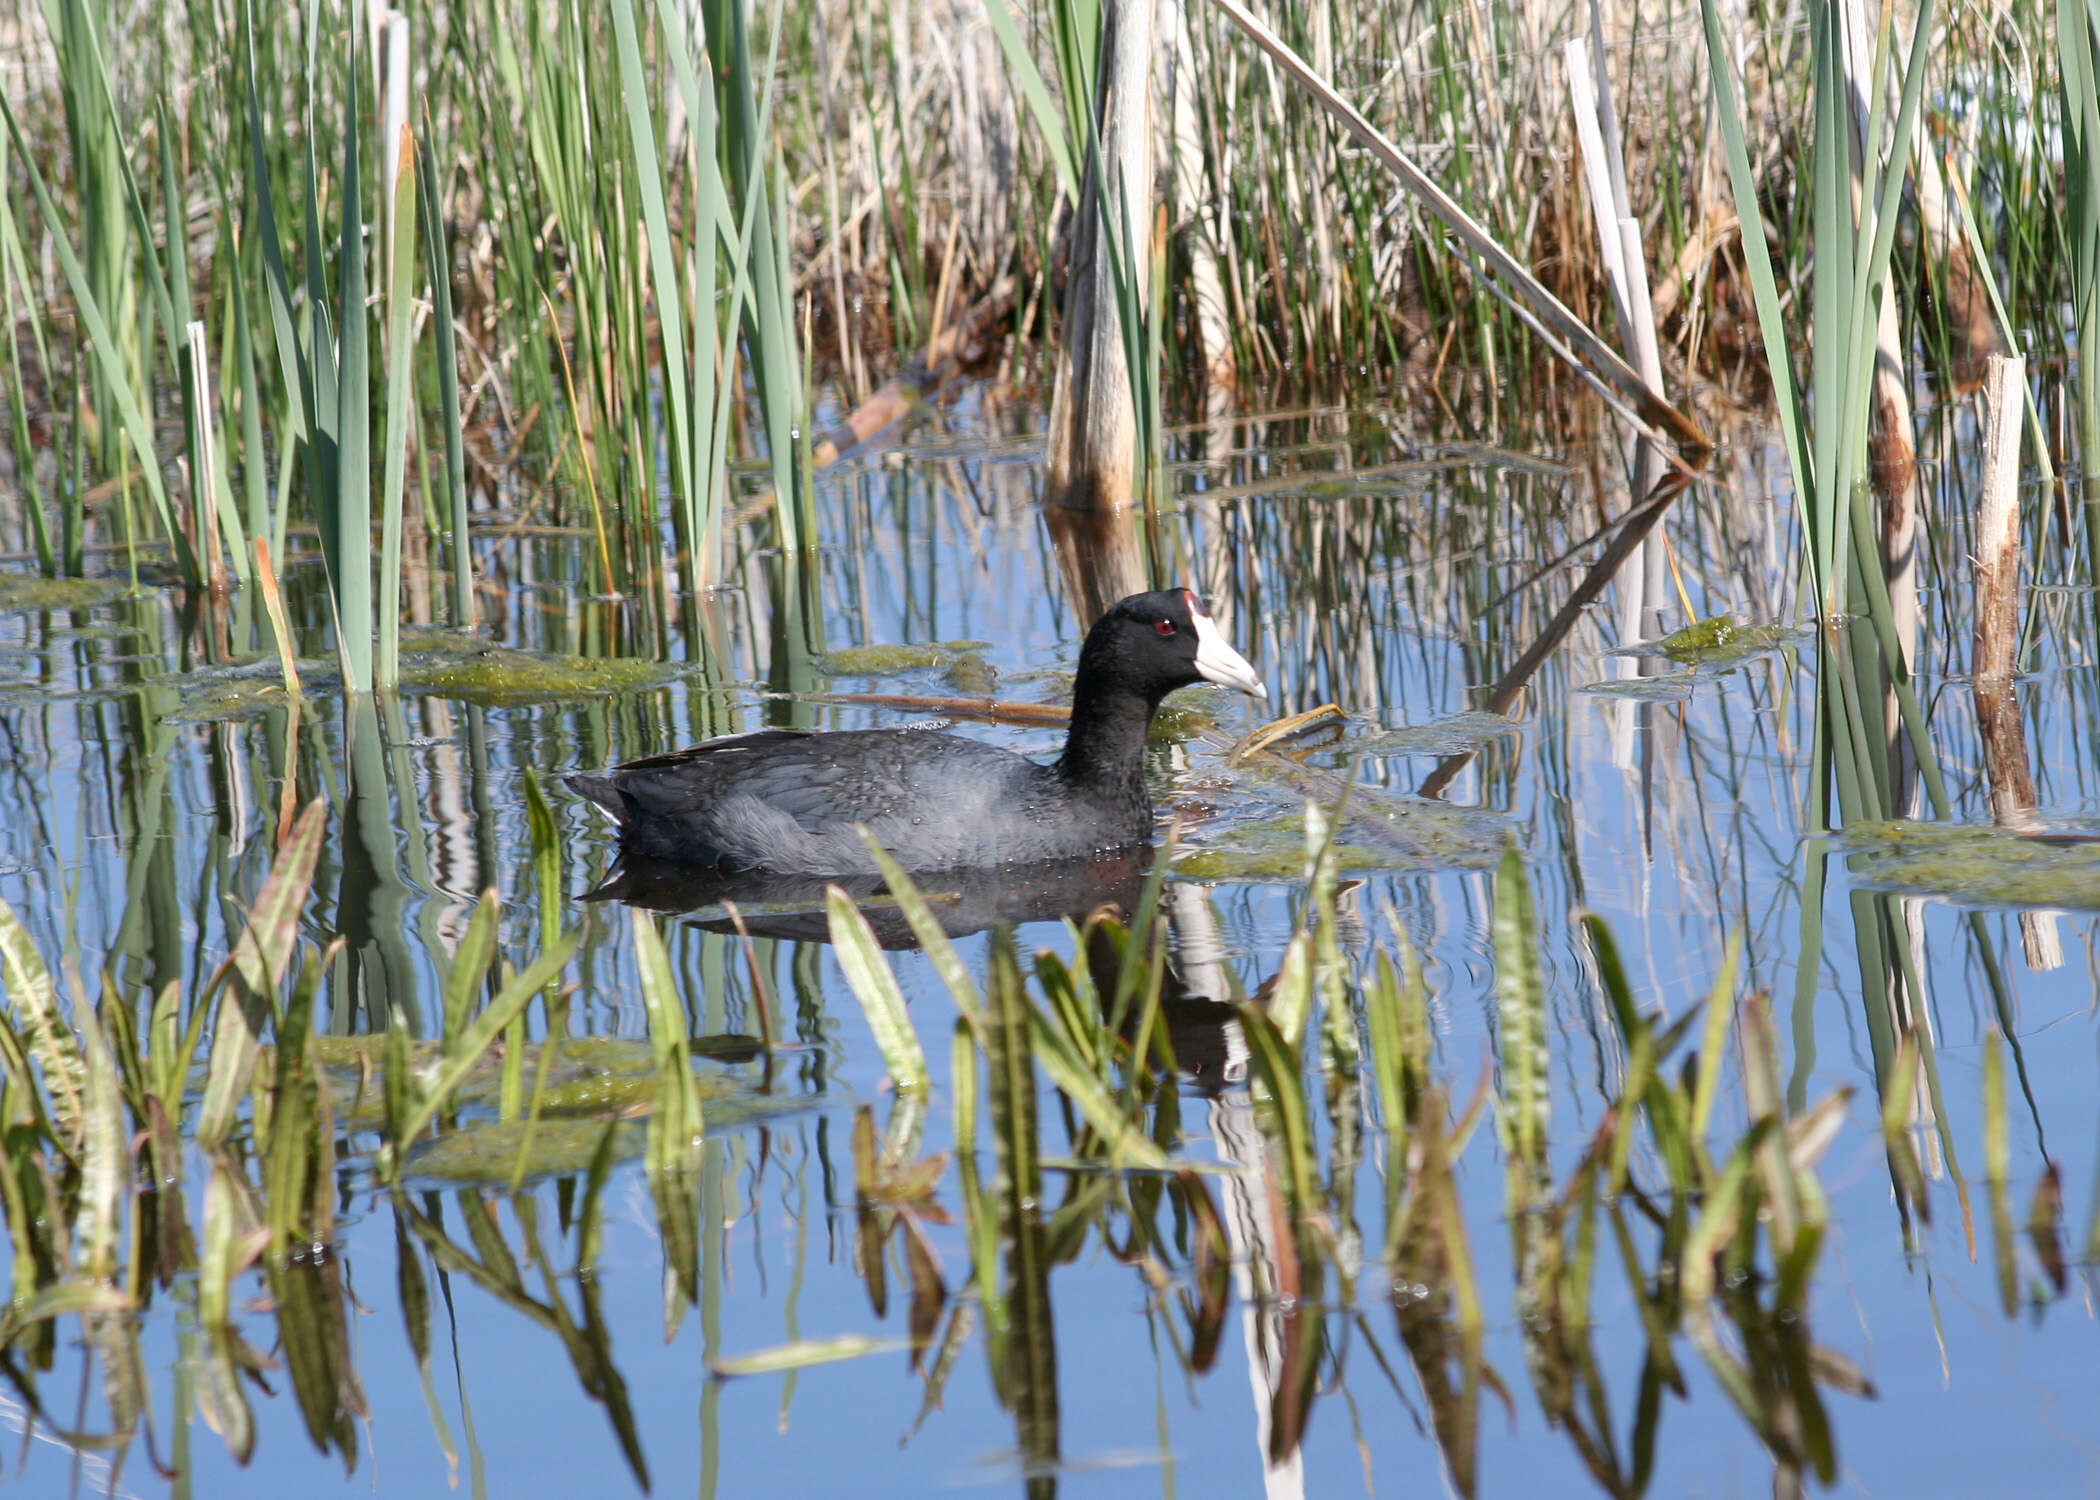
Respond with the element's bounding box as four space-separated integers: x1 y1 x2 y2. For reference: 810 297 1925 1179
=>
583 847 1252 1095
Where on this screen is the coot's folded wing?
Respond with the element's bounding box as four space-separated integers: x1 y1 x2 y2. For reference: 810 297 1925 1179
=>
610 728 809 772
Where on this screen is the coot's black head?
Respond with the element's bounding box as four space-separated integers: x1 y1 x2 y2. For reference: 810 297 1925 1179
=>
1078 589 1266 703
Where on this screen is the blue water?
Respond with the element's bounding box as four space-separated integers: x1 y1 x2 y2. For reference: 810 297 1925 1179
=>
1 401 2096 1497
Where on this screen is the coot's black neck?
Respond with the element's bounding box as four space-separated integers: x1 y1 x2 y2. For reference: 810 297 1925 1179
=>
1053 673 1160 811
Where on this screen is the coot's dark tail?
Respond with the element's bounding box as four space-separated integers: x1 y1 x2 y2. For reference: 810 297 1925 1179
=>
563 772 629 828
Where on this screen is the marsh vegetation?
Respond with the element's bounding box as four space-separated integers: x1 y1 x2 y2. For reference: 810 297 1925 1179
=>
1 0 2098 1495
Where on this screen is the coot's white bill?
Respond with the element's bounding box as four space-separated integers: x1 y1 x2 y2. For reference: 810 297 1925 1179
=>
1186 593 1266 698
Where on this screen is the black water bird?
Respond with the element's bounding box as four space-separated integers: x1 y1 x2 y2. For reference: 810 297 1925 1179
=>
565 589 1265 873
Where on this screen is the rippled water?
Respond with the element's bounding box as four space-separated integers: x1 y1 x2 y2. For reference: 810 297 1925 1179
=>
1 396 2097 1497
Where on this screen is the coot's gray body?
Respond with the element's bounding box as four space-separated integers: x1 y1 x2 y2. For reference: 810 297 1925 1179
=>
568 727 1135 871
565 589 1264 874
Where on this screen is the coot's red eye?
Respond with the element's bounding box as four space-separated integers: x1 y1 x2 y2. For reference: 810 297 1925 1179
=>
1155 619 1176 636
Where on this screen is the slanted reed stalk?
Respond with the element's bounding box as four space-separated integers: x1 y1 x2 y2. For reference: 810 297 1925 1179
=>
987 0 1167 544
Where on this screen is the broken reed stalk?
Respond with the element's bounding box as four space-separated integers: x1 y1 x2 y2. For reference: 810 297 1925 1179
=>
1044 0 1154 516
1972 354 2027 687
379 10 411 276
1969 352 2059 968
1566 33 1665 444
182 320 228 600
1567 25 1669 648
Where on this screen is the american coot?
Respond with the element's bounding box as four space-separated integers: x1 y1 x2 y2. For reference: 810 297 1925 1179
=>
565 588 1265 873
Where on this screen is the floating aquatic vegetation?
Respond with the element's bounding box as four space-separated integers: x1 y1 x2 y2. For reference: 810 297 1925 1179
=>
162 678 297 723
300 1033 750 1128
1614 614 1807 667
153 654 337 722
1171 798 1507 879
1148 690 1222 742
0 683 145 710
819 639 989 677
0 574 131 613
1840 820 2100 909
398 1088 811 1185
396 631 679 702
1577 672 1698 701
1346 710 1522 757
817 640 1000 699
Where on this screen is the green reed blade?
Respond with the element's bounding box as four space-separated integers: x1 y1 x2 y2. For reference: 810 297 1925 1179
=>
732 0 807 558
826 884 930 1092
413 134 473 627
1836 3 1935 503
333 2 373 696
1024 1002 1169 1169
376 123 418 690
2061 0 2100 480
574 1118 624 1271
197 801 326 1147
201 1161 269 1334
1268 930 1313 1051
1029 948 1098 1075
143 978 183 1121
1806 6 1851 592
985 921 1039 1188
1688 929 1742 1145
0 894 87 1148
1579 910 1641 1049
0 90 197 584
241 0 312 455
855 831 983 1025
389 930 580 1160
609 0 697 541
1680 1118 1768 1303
632 908 705 1172
87 50 181 363
381 1001 416 1148
1878 1031 1930 1222
1983 1026 2010 1184
181 323 240 590
685 42 724 586
1698 0 1811 556
1364 948 1409 1142
69 994 126 1283
442 891 499 1050
1982 1028 2019 1314
1239 1005 1317 1213
157 95 192 346
979 0 1079 205
952 1018 980 1160
227 799 326 1001
95 974 149 1126
263 954 325 1251
1491 841 1547 1173
0 168 54 574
